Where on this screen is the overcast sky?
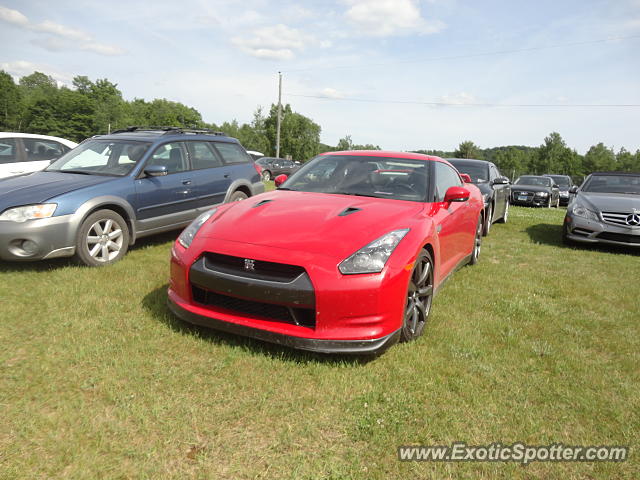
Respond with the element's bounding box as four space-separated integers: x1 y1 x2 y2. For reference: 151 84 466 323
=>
1 0 639 153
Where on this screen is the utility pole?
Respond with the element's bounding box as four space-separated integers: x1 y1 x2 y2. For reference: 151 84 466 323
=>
276 72 282 158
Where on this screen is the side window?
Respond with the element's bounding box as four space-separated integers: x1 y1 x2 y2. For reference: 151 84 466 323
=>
0 139 18 164
489 165 498 181
434 162 463 201
24 139 66 162
186 142 223 170
213 142 251 165
148 142 188 174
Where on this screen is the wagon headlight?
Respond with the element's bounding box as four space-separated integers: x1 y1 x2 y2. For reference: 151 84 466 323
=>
0 204 57 222
535 192 549 197
339 229 409 275
572 204 600 221
178 209 216 248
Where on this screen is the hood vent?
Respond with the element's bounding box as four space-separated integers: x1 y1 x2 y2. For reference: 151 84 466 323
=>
253 199 273 208
338 206 362 217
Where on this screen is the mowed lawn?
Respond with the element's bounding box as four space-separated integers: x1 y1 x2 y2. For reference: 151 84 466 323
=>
0 205 638 479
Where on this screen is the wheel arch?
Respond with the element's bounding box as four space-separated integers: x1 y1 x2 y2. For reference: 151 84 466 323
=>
74 197 137 245
223 180 253 203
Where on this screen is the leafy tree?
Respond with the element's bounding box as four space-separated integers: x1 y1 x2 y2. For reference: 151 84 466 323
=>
533 132 570 174
0 71 22 130
265 104 321 161
454 141 482 159
583 143 616 173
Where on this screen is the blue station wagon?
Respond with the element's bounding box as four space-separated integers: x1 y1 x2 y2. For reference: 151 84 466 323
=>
0 127 264 266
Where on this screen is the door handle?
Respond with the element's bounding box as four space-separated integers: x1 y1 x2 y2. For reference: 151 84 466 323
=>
223 174 230 178
182 180 192 185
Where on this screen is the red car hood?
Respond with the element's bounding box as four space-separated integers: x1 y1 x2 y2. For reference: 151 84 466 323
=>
199 190 425 258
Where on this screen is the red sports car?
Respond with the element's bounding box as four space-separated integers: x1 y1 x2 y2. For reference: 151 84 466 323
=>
168 151 484 355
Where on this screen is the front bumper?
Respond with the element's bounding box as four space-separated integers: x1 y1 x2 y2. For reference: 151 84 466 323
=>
564 215 640 247
0 214 77 261
511 193 550 207
168 237 413 354
168 296 400 354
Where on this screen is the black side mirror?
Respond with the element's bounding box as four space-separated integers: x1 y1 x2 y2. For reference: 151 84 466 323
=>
569 185 579 194
492 177 509 185
553 184 559 189
144 165 168 177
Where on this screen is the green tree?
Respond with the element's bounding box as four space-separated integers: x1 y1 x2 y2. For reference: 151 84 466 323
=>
583 143 616 173
454 141 482 159
0 71 22 130
265 104 321 161
533 132 571 174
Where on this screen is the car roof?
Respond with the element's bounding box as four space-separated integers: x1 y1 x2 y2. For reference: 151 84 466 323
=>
588 171 640 176
446 158 492 166
0 132 78 147
92 127 240 145
321 150 446 163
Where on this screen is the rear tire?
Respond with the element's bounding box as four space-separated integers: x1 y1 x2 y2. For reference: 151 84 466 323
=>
74 209 129 267
468 215 483 265
262 170 272 181
400 249 434 343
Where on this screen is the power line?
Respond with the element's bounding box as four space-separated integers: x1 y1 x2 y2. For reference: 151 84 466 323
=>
281 34 640 73
286 93 640 108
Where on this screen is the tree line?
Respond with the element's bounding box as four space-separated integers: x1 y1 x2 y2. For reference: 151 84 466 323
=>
2 70 639 179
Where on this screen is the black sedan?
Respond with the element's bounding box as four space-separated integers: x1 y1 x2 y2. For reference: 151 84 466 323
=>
544 174 573 206
448 158 510 235
511 175 560 208
255 157 300 181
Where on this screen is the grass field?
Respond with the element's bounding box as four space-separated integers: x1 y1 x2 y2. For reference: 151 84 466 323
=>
1 205 638 479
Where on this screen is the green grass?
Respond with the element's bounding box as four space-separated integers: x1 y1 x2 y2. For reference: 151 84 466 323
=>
1 206 638 479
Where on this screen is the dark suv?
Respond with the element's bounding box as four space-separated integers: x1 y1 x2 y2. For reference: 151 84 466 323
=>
544 174 573 206
0 127 263 266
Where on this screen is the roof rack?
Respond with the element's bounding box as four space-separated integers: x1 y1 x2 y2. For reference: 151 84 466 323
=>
110 126 227 136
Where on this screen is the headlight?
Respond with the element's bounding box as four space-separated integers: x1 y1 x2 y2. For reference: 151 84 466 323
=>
560 191 569 197
339 229 409 275
177 209 216 248
534 192 549 197
571 204 600 221
0 204 57 222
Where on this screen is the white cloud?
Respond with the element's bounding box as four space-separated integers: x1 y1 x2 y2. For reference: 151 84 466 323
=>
0 6 124 56
232 24 309 60
320 87 345 99
343 0 445 36
0 60 73 86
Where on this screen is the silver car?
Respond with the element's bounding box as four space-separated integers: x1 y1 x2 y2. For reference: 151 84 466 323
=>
563 172 640 247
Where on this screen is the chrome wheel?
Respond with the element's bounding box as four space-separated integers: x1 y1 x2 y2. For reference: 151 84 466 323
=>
262 170 272 181
401 250 434 342
469 215 482 265
483 204 492 236
499 201 509 223
86 218 124 262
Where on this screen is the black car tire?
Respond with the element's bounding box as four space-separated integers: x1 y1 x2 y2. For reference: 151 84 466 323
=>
74 209 129 267
482 203 492 236
400 249 434 343
262 170 272 181
497 201 509 223
228 191 248 202
469 215 483 265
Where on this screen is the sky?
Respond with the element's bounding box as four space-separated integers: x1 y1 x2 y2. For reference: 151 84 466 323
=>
1 0 639 154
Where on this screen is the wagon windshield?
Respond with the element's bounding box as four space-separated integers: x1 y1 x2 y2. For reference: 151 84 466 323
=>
279 155 430 202
582 174 640 194
46 139 151 177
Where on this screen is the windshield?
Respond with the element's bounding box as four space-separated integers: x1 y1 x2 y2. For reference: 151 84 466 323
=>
448 162 488 183
582 174 640 194
46 139 151 176
547 176 571 187
281 155 430 202
515 176 551 187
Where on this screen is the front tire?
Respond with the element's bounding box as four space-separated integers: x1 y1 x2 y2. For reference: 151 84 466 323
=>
401 249 434 342
468 215 483 265
228 191 248 202
497 200 509 223
75 209 129 267
482 203 492 236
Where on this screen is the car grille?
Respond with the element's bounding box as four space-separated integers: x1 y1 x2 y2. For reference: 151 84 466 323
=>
596 232 640 244
203 252 305 282
192 286 316 328
601 211 636 227
513 191 534 201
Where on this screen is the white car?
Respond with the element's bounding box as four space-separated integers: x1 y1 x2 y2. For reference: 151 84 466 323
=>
0 132 78 179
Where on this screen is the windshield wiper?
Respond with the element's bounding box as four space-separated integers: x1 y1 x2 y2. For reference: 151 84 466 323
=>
276 187 297 191
55 169 93 175
332 191 388 199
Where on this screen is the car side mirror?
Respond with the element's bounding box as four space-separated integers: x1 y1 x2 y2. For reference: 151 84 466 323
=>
444 186 470 203
569 185 579 194
144 165 168 177
459 173 472 183
492 177 509 185
552 184 559 188
274 174 288 187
